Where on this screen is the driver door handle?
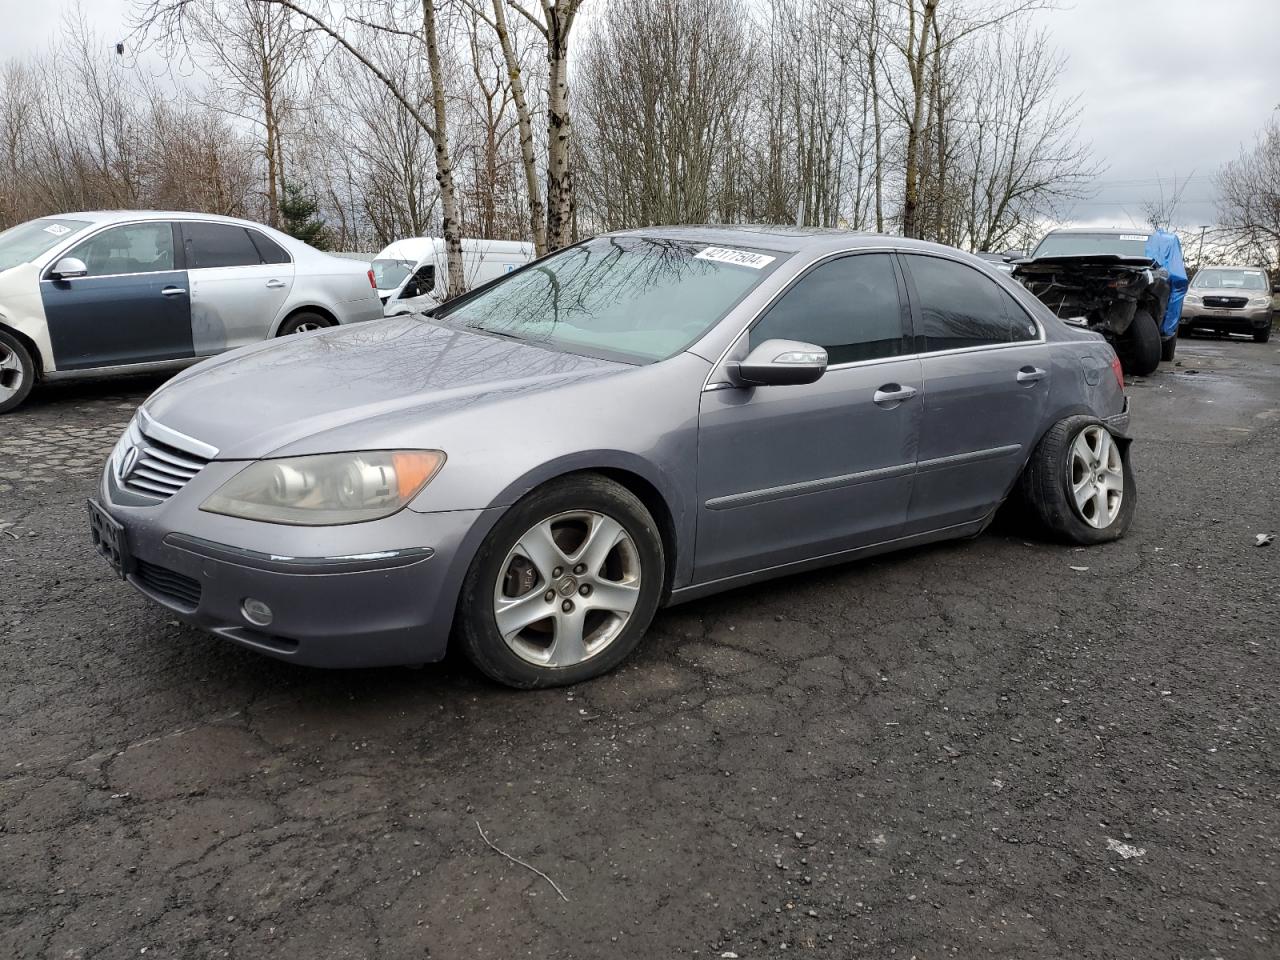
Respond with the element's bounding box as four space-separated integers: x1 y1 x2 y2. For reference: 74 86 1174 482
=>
873 384 918 406
1017 366 1046 384
266 279 286 289
160 286 186 297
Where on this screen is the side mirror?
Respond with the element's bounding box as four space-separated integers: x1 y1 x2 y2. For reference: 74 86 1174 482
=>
50 256 88 280
732 339 827 387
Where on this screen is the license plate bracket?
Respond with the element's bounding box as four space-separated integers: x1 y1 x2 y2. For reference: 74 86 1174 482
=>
87 499 131 579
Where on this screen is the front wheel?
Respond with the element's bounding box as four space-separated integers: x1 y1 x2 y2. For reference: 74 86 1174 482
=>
0 329 36 415
1254 325 1272 344
456 475 665 688
1019 417 1136 545
1115 308 1161 376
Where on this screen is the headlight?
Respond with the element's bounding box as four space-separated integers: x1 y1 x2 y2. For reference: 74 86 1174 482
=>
1184 294 1201 305
1248 296 1272 308
201 450 445 525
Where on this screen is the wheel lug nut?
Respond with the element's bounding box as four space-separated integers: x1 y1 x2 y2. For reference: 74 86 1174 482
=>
552 566 563 578
573 563 586 575
579 584 591 597
544 590 555 602
561 600 574 613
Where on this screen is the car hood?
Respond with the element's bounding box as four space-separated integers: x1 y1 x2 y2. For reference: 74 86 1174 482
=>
1016 254 1157 270
144 316 626 459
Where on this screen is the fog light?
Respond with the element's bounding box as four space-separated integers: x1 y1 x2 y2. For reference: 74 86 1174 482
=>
241 598 274 627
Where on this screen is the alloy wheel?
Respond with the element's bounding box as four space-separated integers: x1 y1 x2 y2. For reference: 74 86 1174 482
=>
292 321 324 333
1069 425 1123 528
0 343 23 402
493 510 642 667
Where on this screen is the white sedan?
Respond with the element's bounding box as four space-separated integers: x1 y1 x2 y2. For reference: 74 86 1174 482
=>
0 210 384 413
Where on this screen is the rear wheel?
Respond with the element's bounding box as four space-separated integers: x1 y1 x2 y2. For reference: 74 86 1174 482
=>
0 329 36 415
456 475 665 688
276 311 333 336
1115 308 1160 376
1019 416 1135 545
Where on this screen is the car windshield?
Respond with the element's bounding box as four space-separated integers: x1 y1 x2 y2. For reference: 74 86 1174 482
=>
373 257 416 290
1191 268 1267 291
433 236 785 363
0 217 91 271
1033 233 1151 258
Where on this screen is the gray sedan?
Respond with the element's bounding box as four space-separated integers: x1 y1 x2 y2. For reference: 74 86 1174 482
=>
89 227 1135 687
0 210 383 413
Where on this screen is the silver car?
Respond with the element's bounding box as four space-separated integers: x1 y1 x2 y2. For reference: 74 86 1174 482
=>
89 227 1135 688
0 210 384 413
1179 265 1275 343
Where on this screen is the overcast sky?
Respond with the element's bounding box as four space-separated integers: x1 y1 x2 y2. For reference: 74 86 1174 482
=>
2 0 1277 230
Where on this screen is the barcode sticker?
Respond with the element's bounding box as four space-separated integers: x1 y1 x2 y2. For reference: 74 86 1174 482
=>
43 224 71 236
694 247 776 269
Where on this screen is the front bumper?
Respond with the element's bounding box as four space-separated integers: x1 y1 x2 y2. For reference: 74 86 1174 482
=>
92 465 498 667
1180 302 1273 333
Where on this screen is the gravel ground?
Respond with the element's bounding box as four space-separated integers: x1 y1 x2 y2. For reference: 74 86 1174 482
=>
1 336 1277 959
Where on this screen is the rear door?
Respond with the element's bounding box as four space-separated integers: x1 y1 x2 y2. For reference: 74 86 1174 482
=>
898 253 1051 534
180 221 294 354
695 252 922 583
40 221 191 370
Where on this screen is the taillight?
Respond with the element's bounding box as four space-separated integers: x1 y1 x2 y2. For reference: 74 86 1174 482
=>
1111 353 1125 389
367 269 376 289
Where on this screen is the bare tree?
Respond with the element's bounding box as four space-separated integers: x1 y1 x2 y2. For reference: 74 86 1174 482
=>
1216 114 1280 268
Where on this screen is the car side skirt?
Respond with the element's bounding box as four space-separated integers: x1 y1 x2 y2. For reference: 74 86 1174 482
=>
42 357 201 382
667 517 986 606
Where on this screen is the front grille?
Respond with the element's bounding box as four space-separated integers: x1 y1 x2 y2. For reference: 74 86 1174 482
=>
113 414 214 501
1203 295 1248 309
134 560 202 609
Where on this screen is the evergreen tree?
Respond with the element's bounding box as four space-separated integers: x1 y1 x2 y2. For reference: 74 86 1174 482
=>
279 181 329 249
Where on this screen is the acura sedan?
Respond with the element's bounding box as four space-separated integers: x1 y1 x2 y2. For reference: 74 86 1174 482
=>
0 211 383 413
89 227 1135 688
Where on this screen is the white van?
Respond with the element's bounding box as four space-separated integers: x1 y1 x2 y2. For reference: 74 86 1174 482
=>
371 237 436 303
382 238 535 315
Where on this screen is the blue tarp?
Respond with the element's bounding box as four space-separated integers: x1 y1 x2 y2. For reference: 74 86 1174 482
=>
1145 231 1188 336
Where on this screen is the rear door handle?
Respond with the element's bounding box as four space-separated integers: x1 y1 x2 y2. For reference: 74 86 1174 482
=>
1017 366 1046 384
161 286 186 297
872 384 918 406
266 279 286 289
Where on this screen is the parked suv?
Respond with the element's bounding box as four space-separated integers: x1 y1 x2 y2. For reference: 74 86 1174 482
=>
1180 266 1275 343
0 211 384 413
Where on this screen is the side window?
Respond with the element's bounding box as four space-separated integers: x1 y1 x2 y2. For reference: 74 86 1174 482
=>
1002 290 1039 342
247 229 291 265
750 253 906 364
904 254 1018 351
66 223 175 277
184 222 263 269
399 264 436 300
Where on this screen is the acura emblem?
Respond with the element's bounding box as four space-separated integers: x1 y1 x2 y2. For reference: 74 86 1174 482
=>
118 445 140 480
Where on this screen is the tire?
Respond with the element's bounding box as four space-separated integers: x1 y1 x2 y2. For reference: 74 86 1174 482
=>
1115 308 1161 377
1019 416 1136 545
1160 334 1177 362
456 474 665 688
1254 325 1272 344
276 311 333 336
0 328 36 415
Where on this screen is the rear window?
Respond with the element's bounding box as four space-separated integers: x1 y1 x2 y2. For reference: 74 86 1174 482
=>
184 222 265 269
1033 233 1150 258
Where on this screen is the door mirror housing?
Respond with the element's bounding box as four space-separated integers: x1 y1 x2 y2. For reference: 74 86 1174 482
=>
50 257 88 280
732 339 828 387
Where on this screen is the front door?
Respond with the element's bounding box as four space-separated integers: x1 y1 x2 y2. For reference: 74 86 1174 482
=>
898 253 1051 534
41 221 192 370
695 252 922 584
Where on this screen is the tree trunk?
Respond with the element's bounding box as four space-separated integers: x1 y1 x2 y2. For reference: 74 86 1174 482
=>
423 0 464 295
543 3 579 251
901 0 938 240
492 0 546 255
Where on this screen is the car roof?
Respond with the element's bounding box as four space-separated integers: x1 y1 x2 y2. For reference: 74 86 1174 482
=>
1195 264 1268 272
56 210 279 229
1040 226 1152 235
606 225 966 257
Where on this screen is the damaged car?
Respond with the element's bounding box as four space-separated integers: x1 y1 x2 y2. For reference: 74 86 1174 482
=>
1013 228 1187 376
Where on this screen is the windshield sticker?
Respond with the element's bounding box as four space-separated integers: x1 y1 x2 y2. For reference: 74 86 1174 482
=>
1119 234 1148 242
42 223 72 236
695 247 776 269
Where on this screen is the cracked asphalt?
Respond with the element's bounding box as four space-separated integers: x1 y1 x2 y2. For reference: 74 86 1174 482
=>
1 335 1277 959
